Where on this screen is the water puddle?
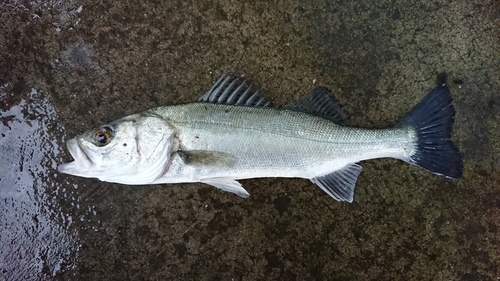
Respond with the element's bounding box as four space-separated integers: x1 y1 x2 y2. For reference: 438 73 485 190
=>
0 88 79 280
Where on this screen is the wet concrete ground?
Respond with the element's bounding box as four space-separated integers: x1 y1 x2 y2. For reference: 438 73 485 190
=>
1 0 499 280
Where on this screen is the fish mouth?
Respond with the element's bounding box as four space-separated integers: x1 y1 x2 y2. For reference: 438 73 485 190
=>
58 138 94 175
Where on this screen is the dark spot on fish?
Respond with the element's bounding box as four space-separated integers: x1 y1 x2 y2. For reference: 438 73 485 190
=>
195 136 199 139
123 143 127 146
453 79 464 85
225 109 229 113
204 106 208 110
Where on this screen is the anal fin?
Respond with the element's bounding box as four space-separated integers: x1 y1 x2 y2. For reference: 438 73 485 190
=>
311 163 363 203
201 177 250 198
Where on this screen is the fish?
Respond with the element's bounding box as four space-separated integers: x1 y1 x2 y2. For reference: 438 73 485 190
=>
58 74 463 203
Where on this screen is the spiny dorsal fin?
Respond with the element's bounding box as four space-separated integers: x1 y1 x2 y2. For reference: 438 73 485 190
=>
285 87 349 125
198 74 270 107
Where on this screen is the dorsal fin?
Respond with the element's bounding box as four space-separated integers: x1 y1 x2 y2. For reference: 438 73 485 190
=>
285 87 349 125
198 74 270 107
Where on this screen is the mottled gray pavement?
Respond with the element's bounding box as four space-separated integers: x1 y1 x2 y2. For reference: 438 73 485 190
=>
1 0 499 280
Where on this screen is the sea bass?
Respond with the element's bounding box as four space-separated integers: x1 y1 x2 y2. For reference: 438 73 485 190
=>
58 74 463 202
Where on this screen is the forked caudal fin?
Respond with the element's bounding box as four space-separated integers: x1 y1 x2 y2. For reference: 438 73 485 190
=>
401 85 463 178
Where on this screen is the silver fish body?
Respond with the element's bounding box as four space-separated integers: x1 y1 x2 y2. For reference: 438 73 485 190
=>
58 75 463 202
148 103 413 184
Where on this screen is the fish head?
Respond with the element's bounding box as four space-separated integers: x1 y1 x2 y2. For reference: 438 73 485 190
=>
58 113 176 184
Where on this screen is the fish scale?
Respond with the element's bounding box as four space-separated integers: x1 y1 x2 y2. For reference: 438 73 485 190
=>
148 103 413 174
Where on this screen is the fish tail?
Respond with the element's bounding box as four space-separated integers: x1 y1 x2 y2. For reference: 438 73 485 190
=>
401 85 463 178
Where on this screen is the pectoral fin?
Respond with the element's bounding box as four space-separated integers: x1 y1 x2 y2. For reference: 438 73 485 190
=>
311 163 363 203
177 150 236 167
201 177 250 198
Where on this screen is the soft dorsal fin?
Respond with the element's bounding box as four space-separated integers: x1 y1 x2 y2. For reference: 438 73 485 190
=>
310 163 363 203
198 74 270 107
285 87 349 125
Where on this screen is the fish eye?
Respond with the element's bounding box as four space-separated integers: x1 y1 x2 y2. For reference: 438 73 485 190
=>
93 127 113 146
